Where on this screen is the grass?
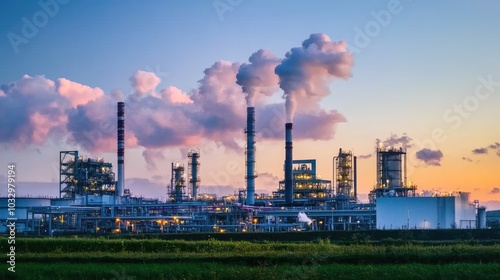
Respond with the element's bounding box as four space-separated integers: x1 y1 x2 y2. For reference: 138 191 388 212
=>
2 238 500 279
5 262 500 280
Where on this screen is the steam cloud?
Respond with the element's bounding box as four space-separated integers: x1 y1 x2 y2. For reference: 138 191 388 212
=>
297 212 313 224
415 148 443 166
275 33 354 122
236 49 281 106
1 33 352 169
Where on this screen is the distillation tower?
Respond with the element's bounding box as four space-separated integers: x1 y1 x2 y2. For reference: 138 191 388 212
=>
188 149 201 201
370 143 416 202
169 163 186 202
333 148 357 209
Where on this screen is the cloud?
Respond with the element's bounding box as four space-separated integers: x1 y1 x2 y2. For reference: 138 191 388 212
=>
415 148 443 166
125 177 166 198
0 75 70 148
236 49 281 106
56 78 104 108
378 133 413 149
257 172 280 191
358 154 372 159
129 70 161 95
1 36 353 170
489 142 500 149
255 103 346 140
142 149 166 170
472 147 488 155
461 156 473 162
490 187 500 194
160 86 193 104
469 142 500 156
275 33 354 122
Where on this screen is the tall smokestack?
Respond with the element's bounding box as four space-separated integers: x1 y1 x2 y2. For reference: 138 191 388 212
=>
117 102 125 198
285 123 293 204
353 156 357 198
246 107 256 205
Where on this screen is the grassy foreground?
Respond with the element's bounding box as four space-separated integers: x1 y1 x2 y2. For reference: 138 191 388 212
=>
8 262 500 280
2 238 500 279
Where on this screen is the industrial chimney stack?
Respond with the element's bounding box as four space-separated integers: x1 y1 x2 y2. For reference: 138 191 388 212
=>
116 102 125 199
285 123 293 204
245 107 256 205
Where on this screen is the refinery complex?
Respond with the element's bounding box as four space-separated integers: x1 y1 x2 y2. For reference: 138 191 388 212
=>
0 102 486 235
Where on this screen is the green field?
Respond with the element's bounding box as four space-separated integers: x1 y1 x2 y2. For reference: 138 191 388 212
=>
2 237 500 279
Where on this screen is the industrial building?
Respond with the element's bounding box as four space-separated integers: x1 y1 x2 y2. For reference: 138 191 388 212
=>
376 194 478 230
0 102 486 234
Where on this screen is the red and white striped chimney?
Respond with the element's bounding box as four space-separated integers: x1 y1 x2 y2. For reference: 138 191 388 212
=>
117 102 125 198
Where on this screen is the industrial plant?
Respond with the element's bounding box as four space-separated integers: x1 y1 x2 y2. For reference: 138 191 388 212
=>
0 101 485 235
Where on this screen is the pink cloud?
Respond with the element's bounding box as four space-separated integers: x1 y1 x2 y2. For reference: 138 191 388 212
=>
129 70 161 95
160 86 193 104
0 75 69 147
29 111 68 144
57 78 104 108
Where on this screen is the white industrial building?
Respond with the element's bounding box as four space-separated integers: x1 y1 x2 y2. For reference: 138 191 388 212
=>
376 192 477 229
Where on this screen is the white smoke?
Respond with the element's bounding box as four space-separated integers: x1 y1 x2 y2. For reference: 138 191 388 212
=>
275 33 354 122
298 212 312 224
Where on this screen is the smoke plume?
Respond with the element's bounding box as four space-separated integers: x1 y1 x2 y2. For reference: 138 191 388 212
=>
236 49 281 106
275 33 354 122
298 212 313 224
2 34 355 169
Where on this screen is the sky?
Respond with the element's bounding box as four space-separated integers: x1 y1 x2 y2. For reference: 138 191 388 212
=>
1 0 500 209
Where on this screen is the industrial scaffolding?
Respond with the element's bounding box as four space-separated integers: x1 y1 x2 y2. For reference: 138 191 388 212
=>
276 159 333 205
333 148 357 210
59 151 116 199
169 163 186 202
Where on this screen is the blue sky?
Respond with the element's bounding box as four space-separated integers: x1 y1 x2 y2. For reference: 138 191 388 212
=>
1 0 500 207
